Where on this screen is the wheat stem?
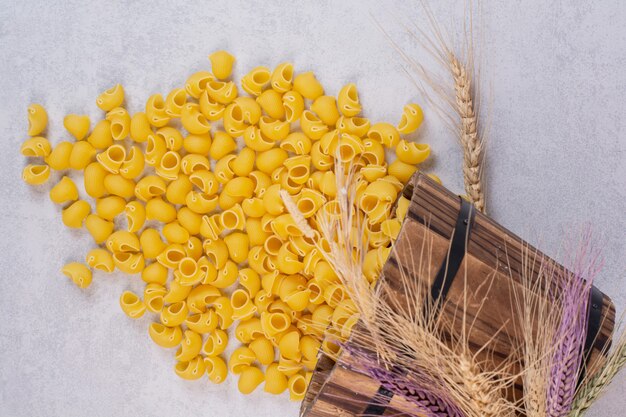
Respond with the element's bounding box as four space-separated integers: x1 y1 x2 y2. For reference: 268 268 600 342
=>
569 332 626 417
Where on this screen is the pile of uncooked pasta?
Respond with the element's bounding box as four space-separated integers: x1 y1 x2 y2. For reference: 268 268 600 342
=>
20 51 433 399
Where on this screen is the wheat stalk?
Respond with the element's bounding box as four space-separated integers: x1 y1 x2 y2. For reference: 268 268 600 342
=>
569 330 626 417
373 1 488 213
448 54 485 213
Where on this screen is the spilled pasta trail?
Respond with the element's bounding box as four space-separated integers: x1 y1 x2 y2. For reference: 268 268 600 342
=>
20 50 437 399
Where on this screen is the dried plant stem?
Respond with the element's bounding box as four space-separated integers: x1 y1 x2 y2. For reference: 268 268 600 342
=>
569 331 626 417
374 2 488 213
449 54 485 213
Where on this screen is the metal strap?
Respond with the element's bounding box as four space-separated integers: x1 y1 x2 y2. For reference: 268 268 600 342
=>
429 198 475 309
362 197 474 416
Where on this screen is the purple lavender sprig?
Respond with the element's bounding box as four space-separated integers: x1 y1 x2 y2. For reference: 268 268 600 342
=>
546 230 603 417
344 343 464 417
368 366 465 417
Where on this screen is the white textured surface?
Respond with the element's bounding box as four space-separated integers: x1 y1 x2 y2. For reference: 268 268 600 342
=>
1 1 624 416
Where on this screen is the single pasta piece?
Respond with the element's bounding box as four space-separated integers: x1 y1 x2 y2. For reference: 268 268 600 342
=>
69 141 96 170
183 133 212 155
300 111 328 140
185 310 219 334
205 356 228 384
21 136 51 157
187 284 220 313
96 84 125 112
270 63 294 93
181 154 211 175
228 346 256 375
155 151 181 180
165 88 187 118
145 134 166 166
259 116 290 141
238 366 264 394
264 363 288 395
148 323 182 349
85 214 114 244
27 104 48 136
283 91 304 122
257 89 284 120
96 195 126 220
209 131 237 160
113 252 145 274
142 263 168 287
160 301 189 327
88 120 113 149
103 174 135 199
124 201 146 232
396 139 431 164
249 337 274 366
288 373 308 401
64 114 90 141
119 146 145 179
129 112 152 143
368 122 400 148
336 116 370 137
397 103 424 134
134 175 167 202
235 318 264 343
119 291 146 319
311 95 339 126
145 198 177 223
388 159 418 184
46 141 73 171
337 83 361 117
106 230 140 253
164 278 192 303
96 144 126 174
199 90 225 121
223 233 250 264
186 71 215 99
22 164 50 185
175 356 206 380
278 330 301 360
106 108 131 141
206 81 238 105
143 283 167 312
209 50 236 80
163 221 190 245
231 147 256 177
241 66 271 96
85 248 114 273
62 262 92 288
146 94 170 127
293 72 324 100
62 200 91 228
84 162 108 198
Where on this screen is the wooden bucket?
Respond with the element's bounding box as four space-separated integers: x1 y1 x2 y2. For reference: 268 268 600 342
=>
300 172 615 417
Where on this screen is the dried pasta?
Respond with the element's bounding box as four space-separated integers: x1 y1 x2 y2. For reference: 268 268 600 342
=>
20 52 436 401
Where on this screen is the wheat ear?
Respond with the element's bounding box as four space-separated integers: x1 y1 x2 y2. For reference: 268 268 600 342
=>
373 2 488 213
449 53 485 213
569 330 626 417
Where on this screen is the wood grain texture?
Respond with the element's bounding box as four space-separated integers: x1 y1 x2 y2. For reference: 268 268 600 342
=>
301 173 615 417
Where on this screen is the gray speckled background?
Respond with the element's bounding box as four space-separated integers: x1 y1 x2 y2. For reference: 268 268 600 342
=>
0 1 624 416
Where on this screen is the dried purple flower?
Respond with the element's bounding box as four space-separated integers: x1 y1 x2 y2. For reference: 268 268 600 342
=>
344 343 464 417
546 230 603 417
